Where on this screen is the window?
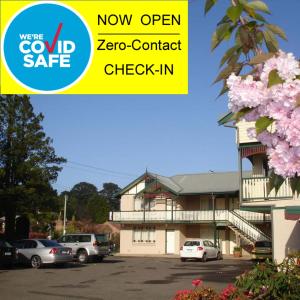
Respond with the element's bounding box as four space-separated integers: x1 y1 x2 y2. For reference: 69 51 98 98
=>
203 240 209 247
24 240 37 249
39 240 61 247
79 235 91 243
0 240 12 247
95 234 108 243
184 241 200 246
208 241 214 247
144 199 156 210
133 227 155 243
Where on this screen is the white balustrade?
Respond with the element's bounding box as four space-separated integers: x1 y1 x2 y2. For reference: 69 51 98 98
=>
110 209 268 223
228 211 270 241
243 177 293 201
234 209 271 221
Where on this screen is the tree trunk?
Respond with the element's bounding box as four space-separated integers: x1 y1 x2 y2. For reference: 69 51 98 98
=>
4 200 16 240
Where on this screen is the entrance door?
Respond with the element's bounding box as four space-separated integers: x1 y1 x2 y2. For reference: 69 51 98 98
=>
166 230 175 254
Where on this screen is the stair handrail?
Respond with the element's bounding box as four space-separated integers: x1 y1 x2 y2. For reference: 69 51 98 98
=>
228 210 271 241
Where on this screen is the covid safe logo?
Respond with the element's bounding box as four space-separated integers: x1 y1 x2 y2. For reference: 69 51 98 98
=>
1 2 93 93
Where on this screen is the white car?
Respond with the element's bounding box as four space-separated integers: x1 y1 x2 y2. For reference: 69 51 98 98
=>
180 239 222 262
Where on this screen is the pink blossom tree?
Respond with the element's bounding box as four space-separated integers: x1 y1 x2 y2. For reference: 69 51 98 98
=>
206 0 300 193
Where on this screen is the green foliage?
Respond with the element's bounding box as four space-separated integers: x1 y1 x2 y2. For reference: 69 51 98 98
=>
268 171 285 195
204 0 218 15
255 117 274 134
289 177 300 196
267 69 284 88
99 182 121 211
68 182 98 220
205 0 286 96
266 24 287 41
246 1 270 14
173 257 300 300
233 258 300 299
233 246 242 252
227 5 243 23
249 52 274 65
87 195 109 224
61 181 119 223
0 95 66 238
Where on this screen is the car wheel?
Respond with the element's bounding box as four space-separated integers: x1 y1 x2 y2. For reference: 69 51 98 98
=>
31 255 42 269
202 253 207 263
77 250 88 264
97 256 104 262
180 258 186 262
217 252 222 260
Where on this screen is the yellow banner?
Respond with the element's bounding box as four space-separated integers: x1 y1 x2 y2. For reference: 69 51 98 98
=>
0 0 188 94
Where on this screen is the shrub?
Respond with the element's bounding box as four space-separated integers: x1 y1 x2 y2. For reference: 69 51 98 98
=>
173 256 300 300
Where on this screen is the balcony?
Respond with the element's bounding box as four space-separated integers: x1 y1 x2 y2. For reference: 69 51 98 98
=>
109 209 270 223
242 177 293 201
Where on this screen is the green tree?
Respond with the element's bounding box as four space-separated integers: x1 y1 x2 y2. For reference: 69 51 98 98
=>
87 194 109 223
205 0 286 97
0 95 66 239
68 182 98 220
99 182 121 211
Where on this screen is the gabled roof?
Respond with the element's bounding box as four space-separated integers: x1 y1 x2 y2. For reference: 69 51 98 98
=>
119 171 245 196
218 112 234 126
171 172 240 194
148 172 182 194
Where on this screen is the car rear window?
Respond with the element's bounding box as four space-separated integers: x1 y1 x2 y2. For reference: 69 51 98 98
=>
255 241 272 247
95 234 108 242
0 240 12 247
39 240 61 247
184 241 200 246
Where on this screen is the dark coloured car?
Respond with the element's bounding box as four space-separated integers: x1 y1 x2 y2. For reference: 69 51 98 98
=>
252 240 272 260
0 240 17 268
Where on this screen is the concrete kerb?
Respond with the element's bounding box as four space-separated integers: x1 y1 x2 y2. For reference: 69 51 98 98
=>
112 253 252 260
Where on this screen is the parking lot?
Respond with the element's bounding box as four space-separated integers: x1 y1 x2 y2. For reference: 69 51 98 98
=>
0 256 253 300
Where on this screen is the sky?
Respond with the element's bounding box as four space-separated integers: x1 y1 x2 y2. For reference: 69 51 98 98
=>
30 0 300 193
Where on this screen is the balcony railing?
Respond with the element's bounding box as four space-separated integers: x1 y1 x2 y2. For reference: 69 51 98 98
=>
109 209 270 223
242 177 293 201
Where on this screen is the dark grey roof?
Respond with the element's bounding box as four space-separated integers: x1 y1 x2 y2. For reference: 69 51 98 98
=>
120 171 247 195
170 172 240 194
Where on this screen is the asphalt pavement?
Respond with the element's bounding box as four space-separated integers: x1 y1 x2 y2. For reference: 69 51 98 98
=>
0 256 254 300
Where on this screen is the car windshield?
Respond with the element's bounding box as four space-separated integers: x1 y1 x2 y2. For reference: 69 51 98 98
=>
39 240 61 247
0 240 12 247
184 241 200 246
255 241 272 248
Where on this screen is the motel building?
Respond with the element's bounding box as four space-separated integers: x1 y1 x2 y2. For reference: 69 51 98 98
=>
110 170 272 258
109 115 300 262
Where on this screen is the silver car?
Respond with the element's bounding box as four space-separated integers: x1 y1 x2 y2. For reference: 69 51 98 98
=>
13 239 73 268
58 233 110 263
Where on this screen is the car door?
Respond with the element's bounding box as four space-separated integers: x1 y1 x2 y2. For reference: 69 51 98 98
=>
207 241 218 258
203 240 214 258
22 240 38 261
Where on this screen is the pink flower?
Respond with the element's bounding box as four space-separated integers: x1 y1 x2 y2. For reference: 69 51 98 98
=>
219 283 237 300
226 50 300 178
191 278 202 287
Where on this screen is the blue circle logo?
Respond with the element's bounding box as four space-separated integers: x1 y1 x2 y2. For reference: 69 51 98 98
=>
2 2 93 93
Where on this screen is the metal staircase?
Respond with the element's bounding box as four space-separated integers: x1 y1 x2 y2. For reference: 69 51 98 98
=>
228 210 271 245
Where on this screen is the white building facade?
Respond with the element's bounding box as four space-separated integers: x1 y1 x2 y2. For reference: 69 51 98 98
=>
110 171 271 256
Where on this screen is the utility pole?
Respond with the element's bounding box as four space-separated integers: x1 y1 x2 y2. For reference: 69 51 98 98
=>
63 194 68 235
